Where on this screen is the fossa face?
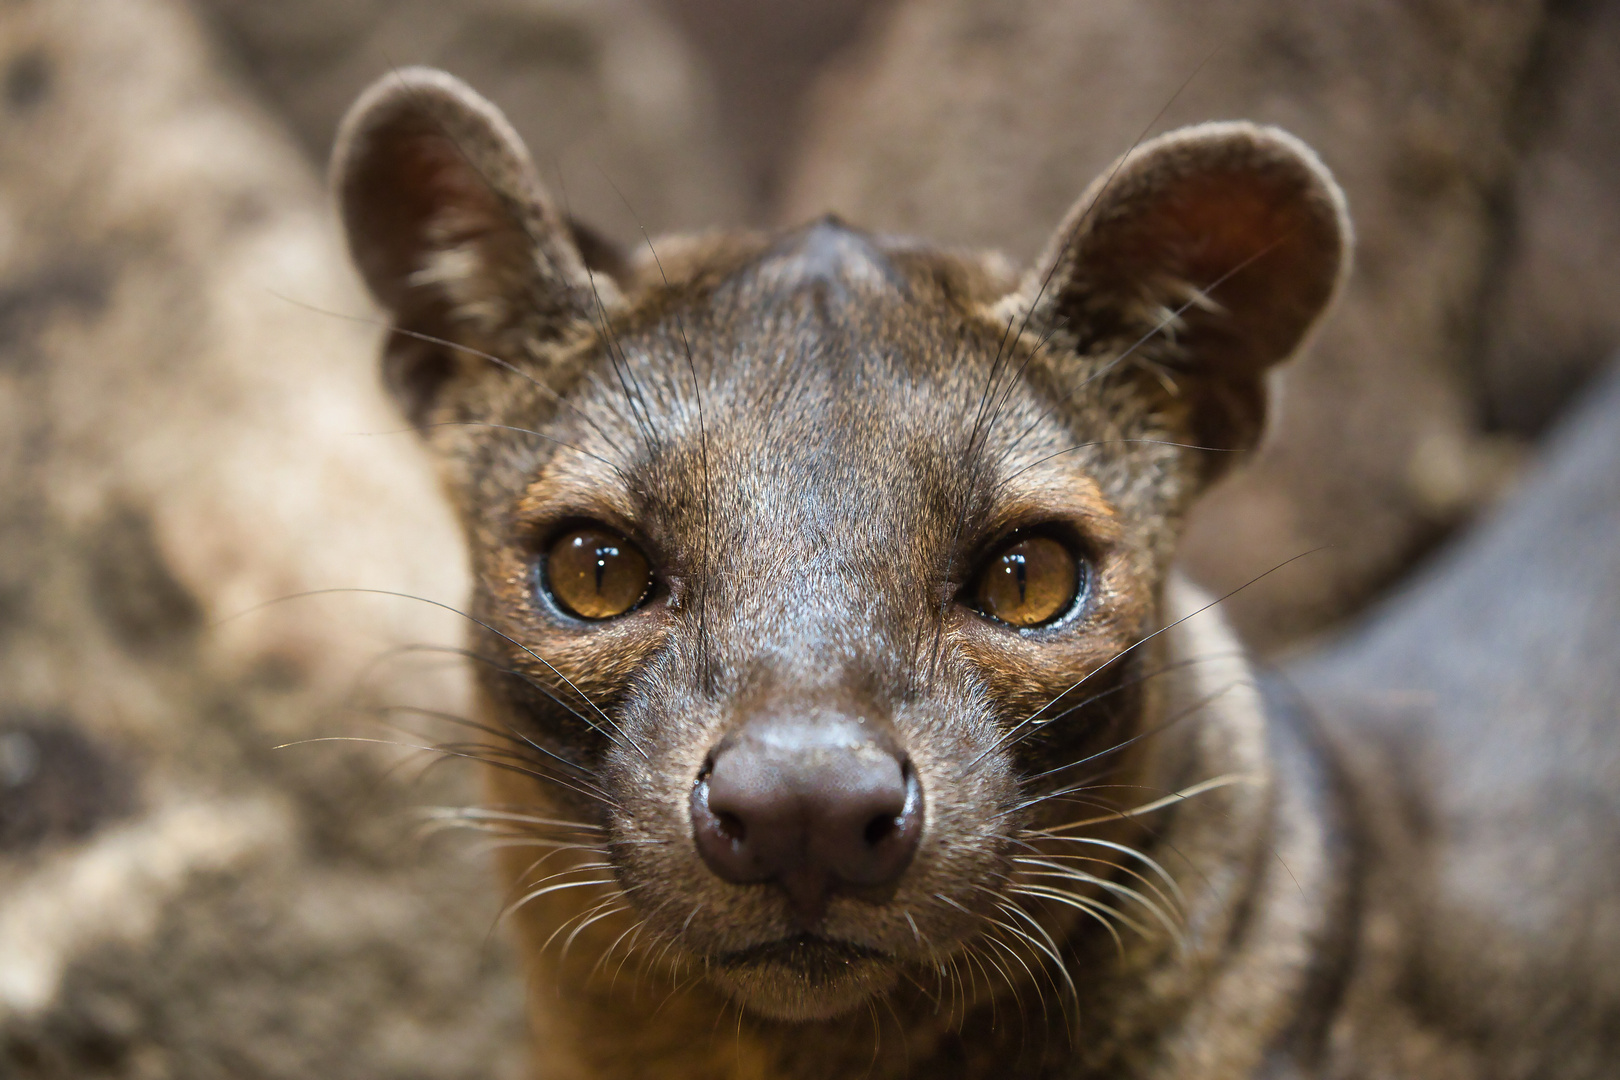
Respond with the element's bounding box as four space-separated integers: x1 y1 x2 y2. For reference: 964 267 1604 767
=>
334 68 1347 1023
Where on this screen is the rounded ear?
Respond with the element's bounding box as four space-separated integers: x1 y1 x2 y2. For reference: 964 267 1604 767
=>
1015 122 1351 462
331 68 608 424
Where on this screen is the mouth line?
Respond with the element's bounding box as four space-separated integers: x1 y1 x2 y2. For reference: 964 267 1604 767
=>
714 934 890 972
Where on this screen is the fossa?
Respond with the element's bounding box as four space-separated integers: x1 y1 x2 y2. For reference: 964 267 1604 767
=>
331 67 1620 1079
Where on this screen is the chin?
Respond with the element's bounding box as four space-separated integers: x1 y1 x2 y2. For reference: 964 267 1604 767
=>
706 936 902 1021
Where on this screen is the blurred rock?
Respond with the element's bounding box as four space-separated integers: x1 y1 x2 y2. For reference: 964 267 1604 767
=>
193 0 746 243
0 0 525 1075
783 0 1620 652
1478 0 1620 436
654 0 890 217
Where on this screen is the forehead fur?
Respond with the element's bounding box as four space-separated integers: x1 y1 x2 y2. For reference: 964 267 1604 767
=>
463 217 1189 626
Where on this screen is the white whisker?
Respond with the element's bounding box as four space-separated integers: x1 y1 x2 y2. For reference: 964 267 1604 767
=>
1043 771 1260 832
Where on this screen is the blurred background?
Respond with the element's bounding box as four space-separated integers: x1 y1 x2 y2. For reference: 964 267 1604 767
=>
0 0 1615 1075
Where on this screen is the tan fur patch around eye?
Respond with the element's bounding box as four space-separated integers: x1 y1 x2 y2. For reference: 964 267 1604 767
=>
979 472 1124 549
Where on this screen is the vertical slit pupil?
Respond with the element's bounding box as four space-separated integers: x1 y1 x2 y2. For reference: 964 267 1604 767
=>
973 534 1081 627
543 528 651 619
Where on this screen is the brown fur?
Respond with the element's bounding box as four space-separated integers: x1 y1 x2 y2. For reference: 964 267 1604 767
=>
334 68 1355 1078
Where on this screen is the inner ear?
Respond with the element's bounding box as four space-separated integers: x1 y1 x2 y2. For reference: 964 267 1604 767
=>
340 112 533 314
332 68 601 424
1019 122 1351 456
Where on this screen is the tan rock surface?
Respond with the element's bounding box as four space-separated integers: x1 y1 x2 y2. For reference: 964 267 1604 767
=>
193 0 746 244
0 0 527 1074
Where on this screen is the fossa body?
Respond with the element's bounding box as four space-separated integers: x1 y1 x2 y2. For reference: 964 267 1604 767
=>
331 68 1620 1079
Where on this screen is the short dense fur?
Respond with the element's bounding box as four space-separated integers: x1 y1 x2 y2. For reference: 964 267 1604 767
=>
332 67 1349 1078
333 68 1617 1079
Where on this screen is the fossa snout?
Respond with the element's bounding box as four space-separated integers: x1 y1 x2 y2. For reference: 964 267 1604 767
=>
691 695 924 926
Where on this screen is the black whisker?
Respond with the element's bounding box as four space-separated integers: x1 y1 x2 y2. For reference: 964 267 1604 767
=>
601 172 719 697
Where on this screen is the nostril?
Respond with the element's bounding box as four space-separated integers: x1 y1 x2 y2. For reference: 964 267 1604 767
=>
716 810 747 842
692 765 773 886
863 813 897 846
861 757 918 847
836 753 923 887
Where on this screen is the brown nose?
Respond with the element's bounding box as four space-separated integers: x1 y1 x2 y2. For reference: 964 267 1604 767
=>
691 712 923 925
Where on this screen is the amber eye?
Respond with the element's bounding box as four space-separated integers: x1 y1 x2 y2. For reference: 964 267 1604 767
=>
973 535 1081 628
543 527 652 620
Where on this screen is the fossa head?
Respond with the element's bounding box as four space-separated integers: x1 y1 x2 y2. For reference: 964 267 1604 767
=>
333 68 1347 1023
